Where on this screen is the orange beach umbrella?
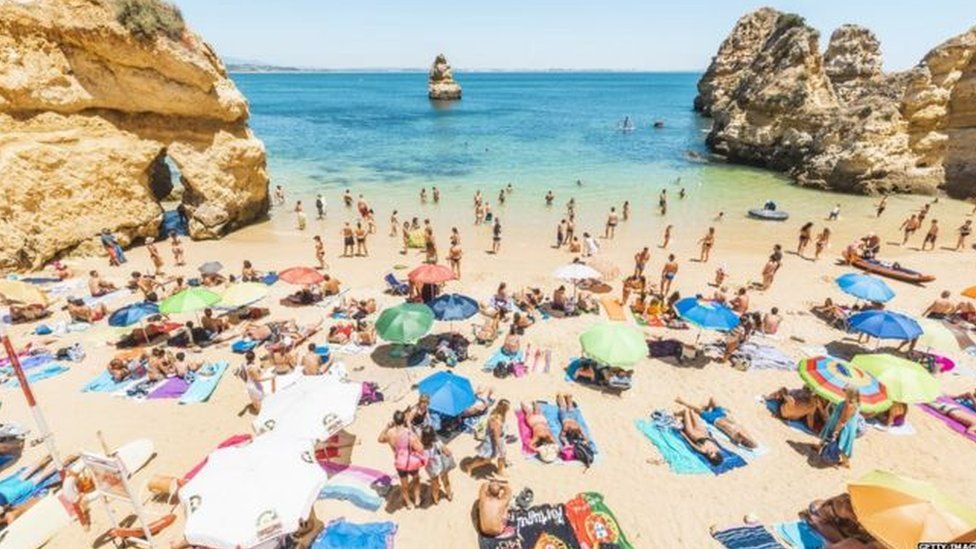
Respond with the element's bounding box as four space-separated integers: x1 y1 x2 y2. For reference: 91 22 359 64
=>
407 264 456 285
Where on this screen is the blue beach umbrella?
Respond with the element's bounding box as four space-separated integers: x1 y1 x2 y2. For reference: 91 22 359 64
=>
675 297 740 332
429 293 479 322
848 310 922 341
108 302 159 327
836 273 895 303
416 371 476 416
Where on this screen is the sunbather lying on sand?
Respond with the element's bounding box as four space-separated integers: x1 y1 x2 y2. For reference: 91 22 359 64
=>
930 401 976 434
573 359 633 389
67 298 106 323
521 402 557 451
9 303 49 323
674 407 724 466
284 285 322 305
327 320 376 345
107 351 147 382
473 316 501 344
556 393 589 448
678 398 756 449
242 319 296 341
477 480 512 537
766 387 828 432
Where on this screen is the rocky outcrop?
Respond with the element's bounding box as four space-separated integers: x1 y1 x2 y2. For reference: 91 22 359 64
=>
696 8 976 197
0 0 269 270
428 54 461 100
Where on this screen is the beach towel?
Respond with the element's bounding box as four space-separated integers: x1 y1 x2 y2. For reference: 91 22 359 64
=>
318 462 393 512
483 347 523 372
600 297 627 321
231 339 259 353
773 521 826 549
712 525 785 549
147 377 192 399
43 278 85 297
83 288 132 307
312 519 397 549
82 370 142 394
705 422 769 462
734 342 794 371
2 363 69 389
479 503 581 549
866 418 916 436
0 467 60 507
178 361 228 404
762 399 817 436
636 413 746 475
565 492 633 549
919 396 976 444
634 418 711 475
0 353 53 375
517 402 597 465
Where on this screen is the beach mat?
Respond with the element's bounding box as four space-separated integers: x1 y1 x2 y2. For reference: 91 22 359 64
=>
312 518 397 549
179 361 228 404
706 423 769 462
147 377 191 399
82 370 140 394
3 363 69 389
318 461 393 512
483 348 523 372
600 297 627 321
712 525 785 549
479 502 580 549
773 521 826 549
565 492 633 548
516 403 597 465
635 418 711 475
919 396 976 444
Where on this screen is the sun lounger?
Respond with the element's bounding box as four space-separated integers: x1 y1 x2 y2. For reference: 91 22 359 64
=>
383 273 409 295
773 521 826 549
178 361 229 404
711 524 785 549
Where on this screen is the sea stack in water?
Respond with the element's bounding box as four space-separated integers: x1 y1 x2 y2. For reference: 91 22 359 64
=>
0 0 269 270
428 54 462 100
695 8 976 197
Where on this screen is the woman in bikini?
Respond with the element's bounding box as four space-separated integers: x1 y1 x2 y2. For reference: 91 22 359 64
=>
675 407 724 466
678 398 756 449
465 399 510 476
797 222 813 257
355 222 368 256
378 411 425 509
520 402 557 450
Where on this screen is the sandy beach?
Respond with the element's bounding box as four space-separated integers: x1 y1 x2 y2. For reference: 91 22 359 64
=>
4 185 976 548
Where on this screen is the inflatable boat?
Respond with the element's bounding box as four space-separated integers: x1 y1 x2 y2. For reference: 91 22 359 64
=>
848 256 935 284
748 208 789 221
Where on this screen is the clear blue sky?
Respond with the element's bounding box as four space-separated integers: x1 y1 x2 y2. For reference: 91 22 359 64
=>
172 1 974 71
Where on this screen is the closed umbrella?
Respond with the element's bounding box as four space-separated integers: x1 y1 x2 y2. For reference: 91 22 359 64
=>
180 435 327 549
160 288 221 315
218 283 269 309
429 293 479 321
0 280 49 307
407 264 456 285
798 356 890 414
376 303 434 344
579 322 646 367
417 371 476 416
108 302 160 327
836 273 895 303
674 297 740 331
198 261 224 274
849 470 976 549
848 310 922 341
851 354 939 404
279 267 324 286
253 376 360 441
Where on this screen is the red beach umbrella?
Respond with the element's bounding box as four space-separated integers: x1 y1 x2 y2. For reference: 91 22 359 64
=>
407 264 456 285
279 267 325 285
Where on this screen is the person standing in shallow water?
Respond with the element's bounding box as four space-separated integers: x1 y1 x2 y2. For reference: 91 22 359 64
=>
605 207 619 239
659 189 668 215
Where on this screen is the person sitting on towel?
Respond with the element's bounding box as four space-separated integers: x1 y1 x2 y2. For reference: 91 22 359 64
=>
477 480 512 537
520 402 557 451
147 347 177 381
556 393 590 448
88 270 117 297
172 352 202 378
765 387 829 432
678 398 756 449
201 308 228 334
107 354 143 382
572 358 605 384
675 407 724 466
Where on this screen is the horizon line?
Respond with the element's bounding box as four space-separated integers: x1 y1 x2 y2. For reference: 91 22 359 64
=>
226 67 706 74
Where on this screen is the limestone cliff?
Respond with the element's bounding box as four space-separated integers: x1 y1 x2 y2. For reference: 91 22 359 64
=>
0 0 269 270
696 8 976 197
428 54 461 100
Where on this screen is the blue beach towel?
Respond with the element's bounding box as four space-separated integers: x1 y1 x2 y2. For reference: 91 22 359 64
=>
712 525 784 549
635 418 710 475
82 370 141 393
538 402 598 456
312 519 397 549
483 347 523 371
0 354 53 374
179 361 228 404
3 363 69 389
231 339 259 354
773 521 826 549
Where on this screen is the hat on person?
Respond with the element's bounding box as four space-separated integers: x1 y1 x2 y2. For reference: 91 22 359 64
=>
537 443 558 463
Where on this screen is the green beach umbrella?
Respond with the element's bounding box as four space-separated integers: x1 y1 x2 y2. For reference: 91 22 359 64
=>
579 322 646 367
376 303 434 344
851 354 940 404
159 287 221 315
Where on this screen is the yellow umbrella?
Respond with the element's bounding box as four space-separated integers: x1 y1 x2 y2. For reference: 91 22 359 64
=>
0 280 49 307
849 470 976 549
916 318 962 353
962 286 976 299
218 282 269 309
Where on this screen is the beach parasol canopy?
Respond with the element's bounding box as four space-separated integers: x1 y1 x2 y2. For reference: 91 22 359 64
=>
835 273 895 303
416 371 476 416
253 376 360 441
553 263 601 282
108 302 160 327
428 293 479 321
851 354 939 404
797 356 891 414
279 267 325 286
0 280 49 307
848 470 976 549
962 286 976 299
376 303 434 344
198 261 224 274
180 434 327 549
675 297 740 332
218 282 269 309
407 264 456 285
848 310 922 341
159 288 221 315
579 322 646 367
916 318 972 353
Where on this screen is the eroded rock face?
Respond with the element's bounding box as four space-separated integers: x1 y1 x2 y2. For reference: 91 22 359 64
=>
428 54 461 100
696 9 976 197
0 0 269 270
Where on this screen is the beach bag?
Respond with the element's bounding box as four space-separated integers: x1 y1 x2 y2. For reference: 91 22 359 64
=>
819 438 842 464
56 343 85 362
492 362 511 379
573 440 595 467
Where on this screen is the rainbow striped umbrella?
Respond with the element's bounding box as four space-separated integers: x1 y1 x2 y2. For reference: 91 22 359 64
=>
798 356 891 414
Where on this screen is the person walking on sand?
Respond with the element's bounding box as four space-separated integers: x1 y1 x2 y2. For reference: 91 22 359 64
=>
315 193 325 220
565 217 576 246
314 235 326 270
341 223 355 257
146 237 164 276
464 399 510 477
390 210 400 237
817 386 860 468
449 239 463 279
497 188 505 206
827 203 841 221
400 221 411 255
378 411 425 509
425 229 438 264
918 203 931 224
169 231 185 267
491 218 502 254
814 227 831 260
556 219 566 248
583 232 599 257
761 254 780 290
622 200 631 221
343 189 353 208
421 426 454 505
956 220 972 251
698 227 715 262
605 207 619 239
875 195 888 217
661 224 673 249
661 254 678 296
420 187 428 203
659 189 668 215
921 219 939 251
901 213 920 245
797 222 813 258
295 200 307 230
355 221 369 256
634 246 650 276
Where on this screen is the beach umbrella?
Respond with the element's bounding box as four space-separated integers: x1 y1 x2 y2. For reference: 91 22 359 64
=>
159 288 221 315
180 434 327 549
962 286 976 299
848 470 976 549
579 322 646 367
917 318 973 353
218 282 269 309
553 263 601 282
797 356 890 414
279 267 324 286
0 280 49 307
674 297 740 332
253 376 361 441
416 371 476 416
376 303 434 344
198 261 224 274
848 310 922 341
851 354 939 404
836 273 895 303
108 302 160 327
407 264 456 285
428 293 479 322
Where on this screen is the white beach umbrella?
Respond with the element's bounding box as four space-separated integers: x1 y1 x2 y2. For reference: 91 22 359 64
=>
553 263 601 282
253 375 361 441
180 434 326 549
